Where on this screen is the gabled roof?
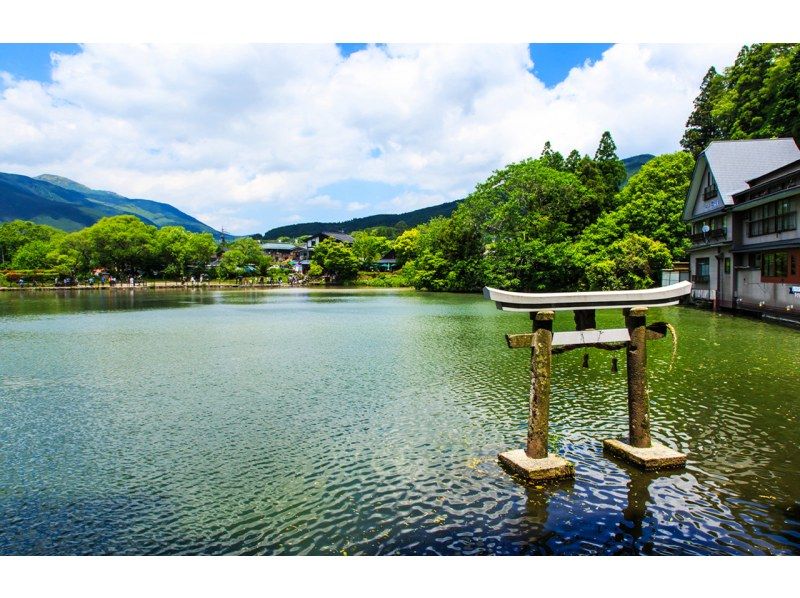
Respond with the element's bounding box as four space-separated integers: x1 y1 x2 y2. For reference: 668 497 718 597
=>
316 231 354 243
704 139 800 202
684 138 800 221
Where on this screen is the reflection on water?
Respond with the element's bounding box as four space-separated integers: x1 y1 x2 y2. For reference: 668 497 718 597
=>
0 288 799 555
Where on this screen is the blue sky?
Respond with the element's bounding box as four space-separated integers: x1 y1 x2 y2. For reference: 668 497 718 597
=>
0 43 80 83
0 43 740 234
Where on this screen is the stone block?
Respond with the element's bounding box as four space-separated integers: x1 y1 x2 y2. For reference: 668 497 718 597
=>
498 449 575 482
602 438 687 470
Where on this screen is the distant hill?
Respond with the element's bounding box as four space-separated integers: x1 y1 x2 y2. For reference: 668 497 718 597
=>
265 154 657 238
263 199 462 238
0 172 221 236
622 154 655 179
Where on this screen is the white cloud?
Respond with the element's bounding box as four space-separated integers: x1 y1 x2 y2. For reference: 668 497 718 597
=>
0 43 742 233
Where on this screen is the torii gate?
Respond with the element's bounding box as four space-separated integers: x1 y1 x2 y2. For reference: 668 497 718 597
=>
483 281 691 482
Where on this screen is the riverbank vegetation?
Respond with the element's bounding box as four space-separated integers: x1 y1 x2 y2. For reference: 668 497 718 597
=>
0 216 278 285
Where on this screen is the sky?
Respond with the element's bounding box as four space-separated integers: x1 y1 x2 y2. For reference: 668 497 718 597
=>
0 42 742 234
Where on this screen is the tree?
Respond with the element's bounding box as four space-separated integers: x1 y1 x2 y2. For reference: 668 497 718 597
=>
592 131 628 206
219 237 271 277
571 151 694 289
85 215 156 275
393 228 420 267
683 44 800 148
770 46 800 142
351 231 391 269
583 234 672 291
0 220 62 265
564 149 582 173
11 240 53 270
154 227 217 277
681 67 725 157
311 239 360 282
540 141 565 171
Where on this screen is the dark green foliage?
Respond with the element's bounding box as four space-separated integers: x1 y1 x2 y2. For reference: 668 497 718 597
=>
1 216 221 281
681 44 800 152
398 145 691 293
681 67 726 157
578 152 694 261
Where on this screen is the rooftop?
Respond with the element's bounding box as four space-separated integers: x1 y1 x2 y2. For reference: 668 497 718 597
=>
704 138 800 204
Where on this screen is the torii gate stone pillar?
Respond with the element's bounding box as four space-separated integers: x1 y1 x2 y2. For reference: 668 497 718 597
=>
484 282 691 482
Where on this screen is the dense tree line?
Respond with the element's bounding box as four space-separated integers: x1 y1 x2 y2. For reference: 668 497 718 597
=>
0 215 257 282
681 43 800 157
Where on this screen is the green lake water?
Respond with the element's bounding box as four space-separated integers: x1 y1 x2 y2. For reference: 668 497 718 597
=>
1 288 799 555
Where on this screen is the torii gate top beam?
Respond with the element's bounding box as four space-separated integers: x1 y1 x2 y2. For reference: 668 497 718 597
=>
482 281 692 313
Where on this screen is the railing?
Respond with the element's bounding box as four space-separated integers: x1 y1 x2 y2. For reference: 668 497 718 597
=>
689 227 727 243
691 274 710 283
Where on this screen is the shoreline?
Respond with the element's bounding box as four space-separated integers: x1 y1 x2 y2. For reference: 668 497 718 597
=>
0 282 416 293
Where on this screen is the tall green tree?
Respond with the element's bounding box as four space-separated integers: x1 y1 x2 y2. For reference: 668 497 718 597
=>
771 47 800 141
683 43 800 148
681 67 726 157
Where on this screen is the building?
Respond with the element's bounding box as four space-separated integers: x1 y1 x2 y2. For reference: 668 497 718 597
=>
374 249 398 272
683 138 800 321
260 242 302 262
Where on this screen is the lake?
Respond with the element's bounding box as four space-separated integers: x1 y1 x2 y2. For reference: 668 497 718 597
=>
1 288 799 555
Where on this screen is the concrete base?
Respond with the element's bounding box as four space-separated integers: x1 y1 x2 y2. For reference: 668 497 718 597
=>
602 438 687 470
498 449 575 482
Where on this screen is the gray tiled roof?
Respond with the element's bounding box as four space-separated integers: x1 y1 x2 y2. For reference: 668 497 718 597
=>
319 231 355 243
704 138 800 205
260 242 298 251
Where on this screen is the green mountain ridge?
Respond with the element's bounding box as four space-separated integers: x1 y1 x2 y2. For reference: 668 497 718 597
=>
264 154 655 238
0 172 221 236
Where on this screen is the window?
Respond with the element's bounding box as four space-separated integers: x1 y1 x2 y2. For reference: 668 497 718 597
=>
724 257 731 274
748 200 796 237
693 257 710 283
762 252 788 278
747 253 762 269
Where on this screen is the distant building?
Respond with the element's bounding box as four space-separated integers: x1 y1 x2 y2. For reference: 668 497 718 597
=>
260 242 302 261
683 138 800 322
374 249 398 271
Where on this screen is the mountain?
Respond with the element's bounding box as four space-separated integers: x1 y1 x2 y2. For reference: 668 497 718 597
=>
0 172 221 236
264 154 657 238
622 154 655 179
263 199 462 239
